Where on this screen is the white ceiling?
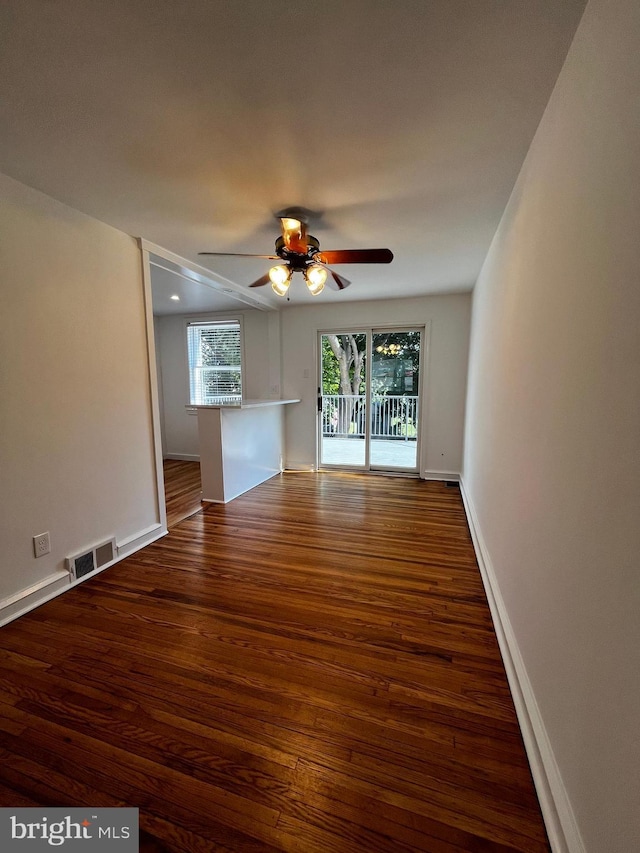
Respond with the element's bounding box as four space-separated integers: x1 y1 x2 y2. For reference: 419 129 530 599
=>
0 0 586 312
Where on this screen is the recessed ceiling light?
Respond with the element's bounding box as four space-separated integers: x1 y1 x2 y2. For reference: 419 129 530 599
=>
170 294 180 301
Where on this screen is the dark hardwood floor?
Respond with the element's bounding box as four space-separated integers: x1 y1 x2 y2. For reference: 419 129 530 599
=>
0 470 549 852
163 459 203 528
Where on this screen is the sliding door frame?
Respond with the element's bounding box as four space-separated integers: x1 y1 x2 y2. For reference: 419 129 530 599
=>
317 325 426 474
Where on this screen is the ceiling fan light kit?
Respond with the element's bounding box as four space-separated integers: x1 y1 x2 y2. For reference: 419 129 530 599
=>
305 263 327 295
268 263 292 296
199 210 393 297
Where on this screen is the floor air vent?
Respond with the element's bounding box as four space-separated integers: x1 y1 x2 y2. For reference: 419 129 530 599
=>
71 550 95 578
67 537 116 580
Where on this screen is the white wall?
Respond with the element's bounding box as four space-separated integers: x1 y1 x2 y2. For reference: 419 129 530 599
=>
462 1 640 851
280 294 471 474
155 308 281 459
0 173 160 618
154 313 199 459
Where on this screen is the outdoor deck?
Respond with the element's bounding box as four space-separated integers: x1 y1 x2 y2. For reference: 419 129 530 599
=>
321 436 417 468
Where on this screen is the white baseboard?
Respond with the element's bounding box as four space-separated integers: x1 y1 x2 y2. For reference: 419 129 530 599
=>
459 479 585 853
0 572 70 627
422 470 460 481
163 453 200 462
0 522 167 628
284 462 317 472
284 466 458 479
116 522 166 557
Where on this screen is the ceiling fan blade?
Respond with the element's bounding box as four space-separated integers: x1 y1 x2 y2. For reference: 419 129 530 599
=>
327 269 351 290
248 272 272 288
198 252 280 259
280 217 308 254
317 248 393 265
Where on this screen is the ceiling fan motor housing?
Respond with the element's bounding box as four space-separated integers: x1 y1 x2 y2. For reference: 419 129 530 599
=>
275 234 321 271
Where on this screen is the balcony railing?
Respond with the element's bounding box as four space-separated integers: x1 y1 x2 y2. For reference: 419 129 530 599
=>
322 395 418 440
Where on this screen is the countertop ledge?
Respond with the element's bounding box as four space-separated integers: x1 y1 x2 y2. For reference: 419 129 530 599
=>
189 399 300 409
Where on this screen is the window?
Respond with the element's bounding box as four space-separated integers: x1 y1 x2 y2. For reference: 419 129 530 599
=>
186 320 242 404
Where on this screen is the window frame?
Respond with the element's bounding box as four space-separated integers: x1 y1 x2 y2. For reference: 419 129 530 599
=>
184 314 244 406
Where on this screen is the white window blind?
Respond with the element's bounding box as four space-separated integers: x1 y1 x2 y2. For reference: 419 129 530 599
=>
187 320 242 405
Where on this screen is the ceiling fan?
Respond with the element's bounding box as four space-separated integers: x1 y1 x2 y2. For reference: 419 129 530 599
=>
199 209 393 297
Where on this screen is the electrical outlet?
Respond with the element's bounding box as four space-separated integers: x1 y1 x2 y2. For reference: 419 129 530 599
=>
33 532 51 558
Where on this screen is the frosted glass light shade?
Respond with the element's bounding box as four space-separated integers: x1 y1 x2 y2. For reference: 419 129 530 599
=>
269 265 291 296
306 264 327 295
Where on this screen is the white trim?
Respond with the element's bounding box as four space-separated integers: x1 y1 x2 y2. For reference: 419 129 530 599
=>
0 571 69 612
0 573 71 628
284 463 317 472
422 470 460 481
164 453 200 462
459 478 585 853
116 522 166 554
140 238 274 311
140 245 168 534
418 319 432 478
0 523 167 628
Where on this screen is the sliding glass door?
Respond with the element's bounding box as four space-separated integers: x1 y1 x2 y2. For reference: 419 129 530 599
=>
319 328 422 472
319 332 367 467
370 330 420 469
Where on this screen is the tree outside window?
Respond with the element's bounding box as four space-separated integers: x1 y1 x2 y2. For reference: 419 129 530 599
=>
187 320 242 405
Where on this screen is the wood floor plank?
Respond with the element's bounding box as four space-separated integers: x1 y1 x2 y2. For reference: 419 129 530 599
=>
0 468 549 851
163 459 203 528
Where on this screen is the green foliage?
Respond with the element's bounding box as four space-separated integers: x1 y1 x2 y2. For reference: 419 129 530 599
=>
322 331 420 396
200 329 240 367
321 334 367 395
321 336 341 394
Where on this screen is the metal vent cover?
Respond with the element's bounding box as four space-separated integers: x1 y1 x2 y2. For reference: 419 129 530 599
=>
95 540 114 568
67 537 116 580
73 551 95 578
